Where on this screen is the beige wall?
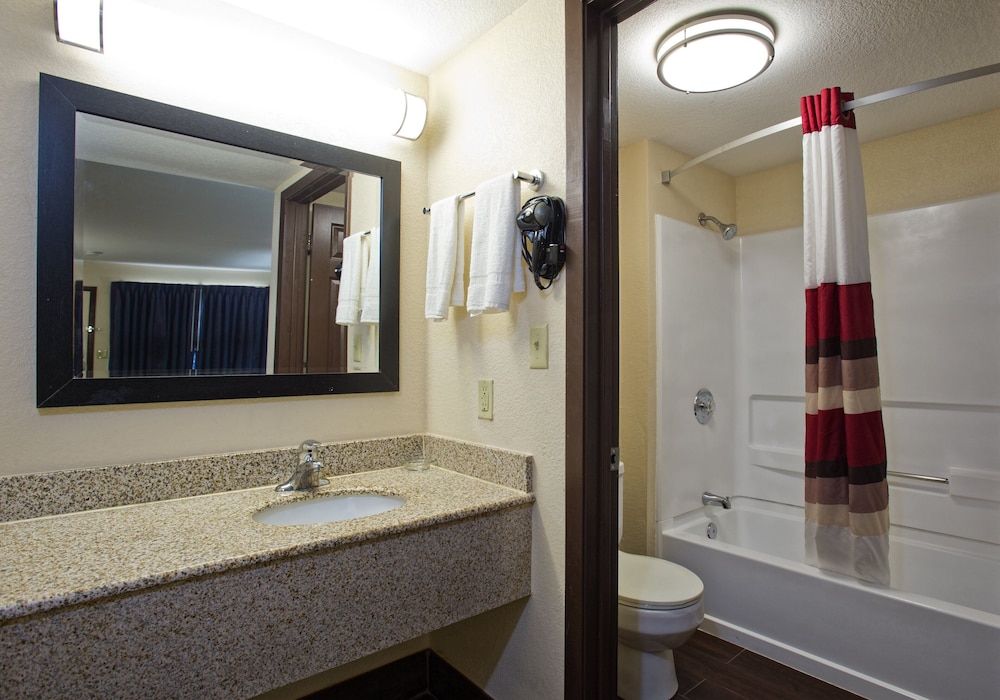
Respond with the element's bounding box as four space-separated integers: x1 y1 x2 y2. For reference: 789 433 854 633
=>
736 109 1000 235
621 110 1000 550
0 1 427 471
422 0 567 696
618 139 734 555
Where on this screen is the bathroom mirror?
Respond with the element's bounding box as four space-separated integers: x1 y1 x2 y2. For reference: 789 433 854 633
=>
37 74 400 407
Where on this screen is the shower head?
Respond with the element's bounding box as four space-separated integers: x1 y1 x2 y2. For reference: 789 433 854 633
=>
698 213 737 240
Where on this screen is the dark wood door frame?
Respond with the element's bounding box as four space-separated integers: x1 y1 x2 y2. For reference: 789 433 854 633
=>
82 285 97 378
564 1 660 697
307 206 348 374
274 168 348 373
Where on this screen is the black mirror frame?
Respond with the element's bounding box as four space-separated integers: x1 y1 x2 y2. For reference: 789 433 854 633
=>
37 74 400 407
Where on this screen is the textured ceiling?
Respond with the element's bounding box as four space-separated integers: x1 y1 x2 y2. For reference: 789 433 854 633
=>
215 0 534 75
618 0 1000 176
101 0 998 269
76 115 302 269
77 115 306 191
214 0 999 177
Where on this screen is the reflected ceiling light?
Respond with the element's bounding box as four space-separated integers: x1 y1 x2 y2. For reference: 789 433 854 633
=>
656 14 774 93
391 90 427 140
54 0 104 53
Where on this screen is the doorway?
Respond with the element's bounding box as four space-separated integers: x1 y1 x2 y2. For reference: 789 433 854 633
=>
76 283 97 378
274 168 351 374
565 1 662 698
306 203 348 374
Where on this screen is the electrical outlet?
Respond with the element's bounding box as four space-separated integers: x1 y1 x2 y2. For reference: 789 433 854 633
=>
478 379 493 420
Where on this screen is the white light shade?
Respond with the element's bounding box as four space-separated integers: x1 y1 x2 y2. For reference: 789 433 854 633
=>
656 15 774 93
391 90 427 140
55 0 103 53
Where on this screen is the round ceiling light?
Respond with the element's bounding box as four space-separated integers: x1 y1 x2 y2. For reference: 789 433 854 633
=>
655 14 775 93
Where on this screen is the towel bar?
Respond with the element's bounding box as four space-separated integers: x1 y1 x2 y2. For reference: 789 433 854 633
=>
887 470 949 484
422 170 543 214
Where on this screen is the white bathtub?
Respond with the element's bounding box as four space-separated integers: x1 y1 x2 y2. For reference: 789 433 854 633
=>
660 497 1000 700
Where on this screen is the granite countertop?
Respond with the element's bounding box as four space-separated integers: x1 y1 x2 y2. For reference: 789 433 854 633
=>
0 466 534 622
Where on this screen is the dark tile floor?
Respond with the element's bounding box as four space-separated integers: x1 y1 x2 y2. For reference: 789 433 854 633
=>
670 631 865 700
301 649 491 700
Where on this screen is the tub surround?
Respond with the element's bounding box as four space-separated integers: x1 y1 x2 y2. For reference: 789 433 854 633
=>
0 436 534 699
662 498 1000 700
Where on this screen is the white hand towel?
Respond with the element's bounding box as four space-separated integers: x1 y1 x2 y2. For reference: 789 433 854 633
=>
335 233 364 326
467 174 524 316
360 227 380 324
425 196 464 320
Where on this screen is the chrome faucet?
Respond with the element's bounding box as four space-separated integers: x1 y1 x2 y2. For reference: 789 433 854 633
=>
701 491 731 509
275 440 330 492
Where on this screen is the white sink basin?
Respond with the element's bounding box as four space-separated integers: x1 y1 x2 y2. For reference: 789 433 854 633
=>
253 493 405 526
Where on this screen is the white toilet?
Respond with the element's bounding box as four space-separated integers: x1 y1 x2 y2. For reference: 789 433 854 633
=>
618 465 704 700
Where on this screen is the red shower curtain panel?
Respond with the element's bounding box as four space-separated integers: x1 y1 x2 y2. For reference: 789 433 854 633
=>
802 87 890 585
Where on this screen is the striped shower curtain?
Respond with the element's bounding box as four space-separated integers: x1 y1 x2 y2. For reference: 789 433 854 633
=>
802 87 890 585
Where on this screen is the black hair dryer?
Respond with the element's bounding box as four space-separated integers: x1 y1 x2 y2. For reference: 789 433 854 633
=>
517 196 566 290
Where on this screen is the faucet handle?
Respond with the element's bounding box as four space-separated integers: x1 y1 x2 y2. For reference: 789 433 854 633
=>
298 439 321 463
275 440 327 492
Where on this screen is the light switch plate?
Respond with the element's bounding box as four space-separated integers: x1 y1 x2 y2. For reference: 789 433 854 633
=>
529 324 548 369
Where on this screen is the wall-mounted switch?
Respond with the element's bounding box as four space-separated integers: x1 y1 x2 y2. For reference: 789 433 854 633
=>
478 379 493 420
529 324 548 369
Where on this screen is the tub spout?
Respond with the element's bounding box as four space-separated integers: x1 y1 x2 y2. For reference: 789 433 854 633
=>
702 491 731 509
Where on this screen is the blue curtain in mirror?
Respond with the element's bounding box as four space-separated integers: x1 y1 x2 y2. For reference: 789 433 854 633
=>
109 282 197 376
197 285 269 374
109 282 267 376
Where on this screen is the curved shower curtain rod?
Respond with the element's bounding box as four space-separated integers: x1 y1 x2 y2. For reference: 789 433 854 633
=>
661 62 1000 185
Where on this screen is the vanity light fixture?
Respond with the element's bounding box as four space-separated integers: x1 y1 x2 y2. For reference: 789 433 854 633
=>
54 0 104 53
391 90 427 140
655 13 774 93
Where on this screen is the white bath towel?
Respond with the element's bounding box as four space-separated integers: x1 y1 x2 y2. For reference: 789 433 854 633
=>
360 227 380 324
335 233 364 326
425 196 465 320
466 174 524 315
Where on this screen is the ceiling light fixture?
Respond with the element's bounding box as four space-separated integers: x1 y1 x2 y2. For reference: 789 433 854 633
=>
54 0 104 53
655 14 774 93
391 90 427 140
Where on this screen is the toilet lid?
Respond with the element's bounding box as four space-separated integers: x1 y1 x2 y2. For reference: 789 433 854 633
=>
618 551 704 611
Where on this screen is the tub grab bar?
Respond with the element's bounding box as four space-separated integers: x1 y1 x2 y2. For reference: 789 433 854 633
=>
887 470 949 484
